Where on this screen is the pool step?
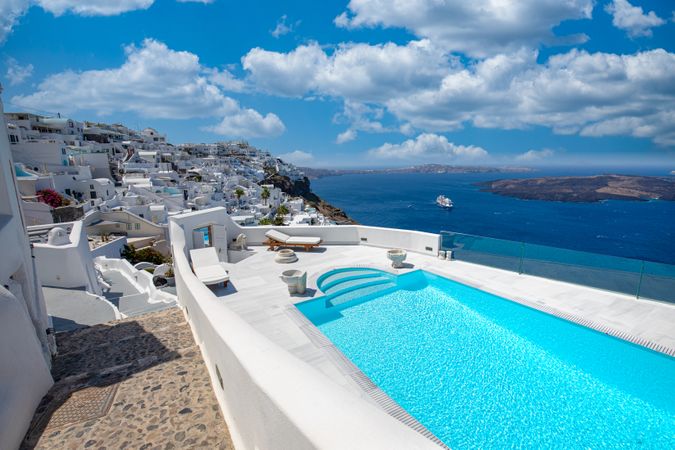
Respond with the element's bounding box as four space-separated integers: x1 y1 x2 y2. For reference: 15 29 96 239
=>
327 279 398 308
323 274 393 294
318 268 387 292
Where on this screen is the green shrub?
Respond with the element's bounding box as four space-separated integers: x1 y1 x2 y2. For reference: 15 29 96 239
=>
121 244 167 265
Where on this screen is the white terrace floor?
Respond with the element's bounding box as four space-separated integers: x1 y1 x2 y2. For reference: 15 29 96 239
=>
213 244 675 399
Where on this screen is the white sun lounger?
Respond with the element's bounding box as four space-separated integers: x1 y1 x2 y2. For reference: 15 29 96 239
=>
189 247 230 286
264 229 322 251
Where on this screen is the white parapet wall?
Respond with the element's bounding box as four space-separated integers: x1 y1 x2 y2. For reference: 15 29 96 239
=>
94 256 176 304
169 209 437 450
31 220 101 295
223 216 440 256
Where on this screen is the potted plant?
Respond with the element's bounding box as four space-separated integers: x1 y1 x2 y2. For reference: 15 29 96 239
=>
164 265 175 286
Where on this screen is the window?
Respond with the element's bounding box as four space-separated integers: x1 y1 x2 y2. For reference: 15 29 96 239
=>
90 191 97 199
126 223 132 231
90 184 94 189
134 223 140 230
61 148 66 155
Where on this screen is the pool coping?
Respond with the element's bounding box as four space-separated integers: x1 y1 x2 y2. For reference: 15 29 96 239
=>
420 266 675 358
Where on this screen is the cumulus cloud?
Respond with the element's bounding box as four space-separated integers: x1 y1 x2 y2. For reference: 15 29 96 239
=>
605 0 665 38
369 133 488 161
335 0 594 57
12 39 284 138
516 148 555 162
243 37 675 146
270 14 299 38
35 0 153 16
242 40 451 101
336 129 357 144
387 48 675 146
205 109 285 138
277 150 314 165
5 57 33 85
0 0 30 44
333 100 389 143
0 0 211 43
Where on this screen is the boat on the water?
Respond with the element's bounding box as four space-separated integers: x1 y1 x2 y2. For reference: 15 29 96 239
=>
436 195 453 208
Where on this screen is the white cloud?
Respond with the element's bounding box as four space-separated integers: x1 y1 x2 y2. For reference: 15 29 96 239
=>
277 150 314 164
369 133 488 161
243 43 329 97
0 0 30 44
335 0 594 57
206 109 285 138
12 39 284 138
605 0 665 38
0 0 210 44
5 57 33 85
35 0 153 16
242 40 451 101
516 148 555 161
387 48 675 146
336 129 357 144
244 32 675 147
270 14 299 38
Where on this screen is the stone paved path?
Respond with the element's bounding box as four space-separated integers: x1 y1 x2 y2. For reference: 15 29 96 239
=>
22 308 234 449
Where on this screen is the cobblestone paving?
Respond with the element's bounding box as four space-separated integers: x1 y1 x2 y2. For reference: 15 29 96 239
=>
22 308 234 450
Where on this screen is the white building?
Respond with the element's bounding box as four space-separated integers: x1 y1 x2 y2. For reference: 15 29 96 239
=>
0 87 54 450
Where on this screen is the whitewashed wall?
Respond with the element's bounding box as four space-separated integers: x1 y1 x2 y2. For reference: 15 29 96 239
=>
94 256 175 304
228 221 440 255
0 286 53 450
31 221 101 294
90 235 127 259
169 211 436 450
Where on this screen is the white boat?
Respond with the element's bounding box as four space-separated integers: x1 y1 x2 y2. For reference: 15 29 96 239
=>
436 195 453 208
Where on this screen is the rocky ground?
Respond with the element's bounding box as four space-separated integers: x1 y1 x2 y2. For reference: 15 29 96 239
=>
22 308 233 450
261 173 356 224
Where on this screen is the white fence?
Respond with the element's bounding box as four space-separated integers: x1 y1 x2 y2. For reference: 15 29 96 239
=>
168 214 436 450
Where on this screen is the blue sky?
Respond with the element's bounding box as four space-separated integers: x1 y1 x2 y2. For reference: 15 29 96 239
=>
1 0 674 168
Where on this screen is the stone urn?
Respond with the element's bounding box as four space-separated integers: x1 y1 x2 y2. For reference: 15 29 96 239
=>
280 270 307 294
387 248 407 268
275 249 298 263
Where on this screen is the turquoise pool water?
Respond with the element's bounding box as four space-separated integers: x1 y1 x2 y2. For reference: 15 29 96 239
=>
297 270 675 448
163 187 181 195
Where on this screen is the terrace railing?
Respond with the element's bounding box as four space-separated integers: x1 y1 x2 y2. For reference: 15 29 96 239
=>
440 231 675 304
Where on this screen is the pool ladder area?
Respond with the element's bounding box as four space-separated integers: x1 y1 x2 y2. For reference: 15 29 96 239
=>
317 268 397 307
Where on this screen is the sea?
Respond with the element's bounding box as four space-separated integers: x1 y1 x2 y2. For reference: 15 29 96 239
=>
311 168 675 265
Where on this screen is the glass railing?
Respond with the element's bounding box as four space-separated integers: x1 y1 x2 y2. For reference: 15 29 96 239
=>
440 231 675 304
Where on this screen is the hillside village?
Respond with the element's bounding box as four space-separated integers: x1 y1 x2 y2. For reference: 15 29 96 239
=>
2 107 350 336
7 111 337 229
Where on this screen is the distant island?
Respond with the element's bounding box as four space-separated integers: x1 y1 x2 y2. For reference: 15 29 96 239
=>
300 164 533 179
479 175 675 202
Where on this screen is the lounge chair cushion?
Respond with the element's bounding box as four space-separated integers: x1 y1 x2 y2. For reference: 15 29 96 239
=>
265 229 290 243
190 247 229 285
286 236 322 245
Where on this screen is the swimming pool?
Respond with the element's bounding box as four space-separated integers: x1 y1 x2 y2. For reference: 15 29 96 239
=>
297 269 675 448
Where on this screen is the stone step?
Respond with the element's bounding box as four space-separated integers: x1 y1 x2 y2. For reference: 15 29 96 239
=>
327 280 398 308
317 268 385 291
323 275 393 295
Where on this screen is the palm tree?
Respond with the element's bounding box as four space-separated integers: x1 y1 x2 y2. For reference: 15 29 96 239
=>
276 204 289 216
234 188 245 207
261 186 270 206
